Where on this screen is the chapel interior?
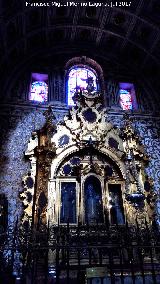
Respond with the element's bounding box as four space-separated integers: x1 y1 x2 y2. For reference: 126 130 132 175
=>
0 0 160 283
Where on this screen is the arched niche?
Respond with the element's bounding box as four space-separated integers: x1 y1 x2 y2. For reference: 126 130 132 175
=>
108 183 125 225
84 175 104 224
60 181 77 224
48 146 126 226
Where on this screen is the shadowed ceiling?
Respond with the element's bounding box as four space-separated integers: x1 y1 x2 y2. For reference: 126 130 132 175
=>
0 0 160 105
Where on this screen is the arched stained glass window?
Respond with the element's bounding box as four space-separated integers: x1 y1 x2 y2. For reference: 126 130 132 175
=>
119 89 132 110
29 81 48 102
67 67 97 106
29 73 48 103
119 82 137 110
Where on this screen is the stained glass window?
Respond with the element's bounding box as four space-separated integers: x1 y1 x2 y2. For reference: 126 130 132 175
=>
119 82 137 111
29 73 48 102
119 89 132 110
67 67 97 106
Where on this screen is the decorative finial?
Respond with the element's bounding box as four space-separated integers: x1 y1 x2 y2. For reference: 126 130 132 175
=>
43 106 56 136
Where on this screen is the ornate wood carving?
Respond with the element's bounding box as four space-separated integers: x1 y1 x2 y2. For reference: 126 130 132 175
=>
21 80 156 228
21 106 57 226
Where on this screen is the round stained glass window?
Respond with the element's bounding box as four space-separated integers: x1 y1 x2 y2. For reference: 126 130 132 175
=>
29 81 48 102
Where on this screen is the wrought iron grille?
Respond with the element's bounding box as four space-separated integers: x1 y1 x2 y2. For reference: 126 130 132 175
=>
0 220 160 284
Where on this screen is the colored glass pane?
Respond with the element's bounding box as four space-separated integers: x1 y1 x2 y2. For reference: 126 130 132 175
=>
68 67 97 105
119 89 133 110
29 81 48 102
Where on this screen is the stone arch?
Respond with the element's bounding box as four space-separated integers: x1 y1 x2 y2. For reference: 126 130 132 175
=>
65 56 104 84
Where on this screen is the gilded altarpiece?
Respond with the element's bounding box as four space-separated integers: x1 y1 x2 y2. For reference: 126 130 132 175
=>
21 81 156 229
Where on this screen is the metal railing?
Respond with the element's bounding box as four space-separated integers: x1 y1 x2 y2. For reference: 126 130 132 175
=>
0 220 160 284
